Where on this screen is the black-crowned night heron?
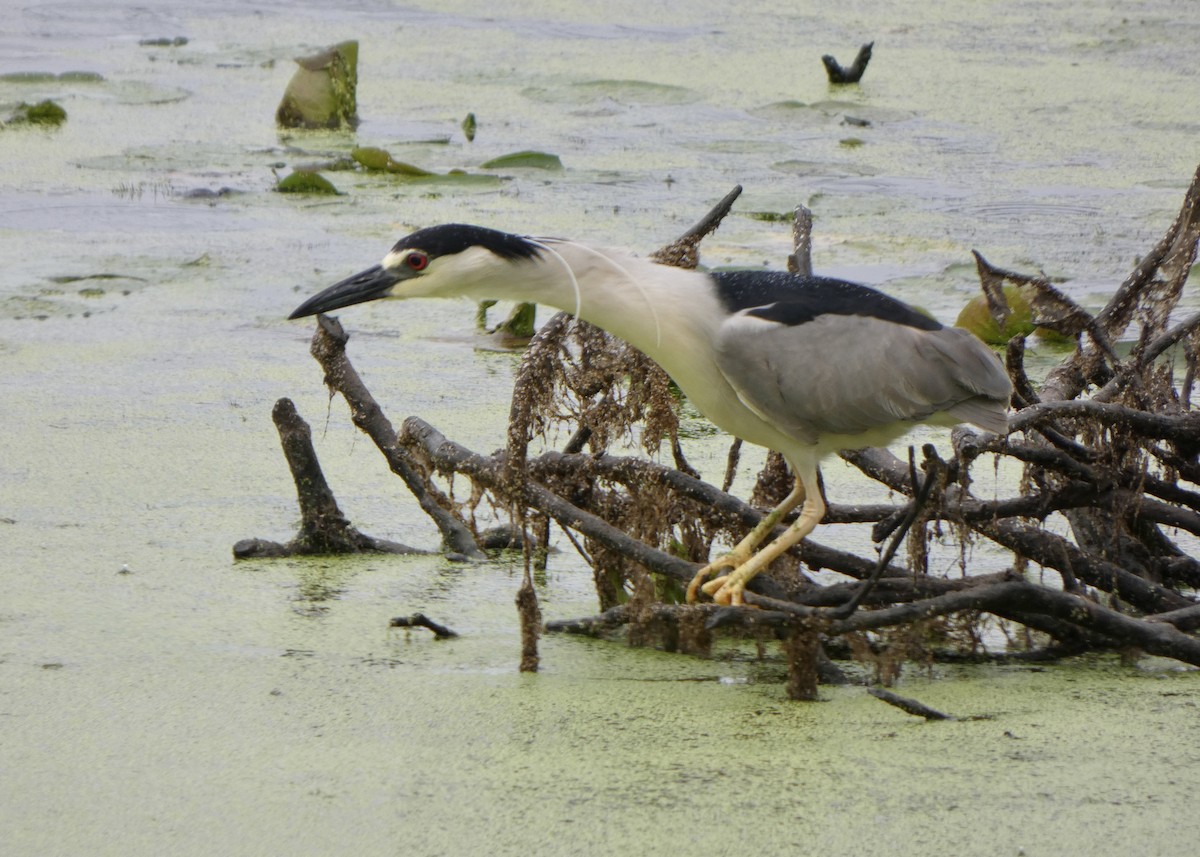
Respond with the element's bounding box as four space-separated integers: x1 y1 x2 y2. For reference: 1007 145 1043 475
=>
290 224 1012 605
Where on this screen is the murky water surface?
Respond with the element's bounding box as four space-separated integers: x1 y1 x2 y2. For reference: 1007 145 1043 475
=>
2 1 1198 854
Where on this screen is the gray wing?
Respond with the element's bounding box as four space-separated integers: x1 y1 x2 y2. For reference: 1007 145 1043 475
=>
713 312 1011 443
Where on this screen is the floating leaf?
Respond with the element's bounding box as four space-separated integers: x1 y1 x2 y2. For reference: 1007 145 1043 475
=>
480 150 562 170
385 159 435 177
351 146 392 170
955 285 1035 345
351 146 434 176
462 112 477 142
275 170 338 194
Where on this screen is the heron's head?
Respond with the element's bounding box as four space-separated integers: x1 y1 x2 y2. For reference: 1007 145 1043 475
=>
288 223 543 319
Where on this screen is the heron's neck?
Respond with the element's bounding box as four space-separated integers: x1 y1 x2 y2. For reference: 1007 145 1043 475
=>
450 239 802 454
469 241 720 362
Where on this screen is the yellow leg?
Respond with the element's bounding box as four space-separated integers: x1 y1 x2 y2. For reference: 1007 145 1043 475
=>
686 475 807 603
701 490 825 605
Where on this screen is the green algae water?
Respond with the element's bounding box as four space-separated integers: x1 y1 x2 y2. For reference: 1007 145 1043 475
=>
2 1 1198 854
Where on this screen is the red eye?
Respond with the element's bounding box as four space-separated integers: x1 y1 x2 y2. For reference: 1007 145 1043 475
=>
406 252 428 271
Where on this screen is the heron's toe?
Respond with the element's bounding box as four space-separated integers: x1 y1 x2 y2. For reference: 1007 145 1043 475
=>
686 554 742 603
705 577 748 607
686 569 712 603
699 574 729 597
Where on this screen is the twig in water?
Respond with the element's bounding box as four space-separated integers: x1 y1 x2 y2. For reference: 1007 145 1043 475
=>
867 687 953 721
389 613 459 639
822 42 874 84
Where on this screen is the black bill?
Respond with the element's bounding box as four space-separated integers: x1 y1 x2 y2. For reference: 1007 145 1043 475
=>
288 265 401 319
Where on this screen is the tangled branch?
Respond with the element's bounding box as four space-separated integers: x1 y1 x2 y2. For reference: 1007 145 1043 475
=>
258 167 1200 697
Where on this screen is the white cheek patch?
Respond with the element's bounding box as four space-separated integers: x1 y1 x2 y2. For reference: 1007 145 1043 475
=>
382 250 406 270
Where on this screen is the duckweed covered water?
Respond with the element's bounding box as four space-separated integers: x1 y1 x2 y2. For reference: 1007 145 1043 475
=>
2 1 1198 854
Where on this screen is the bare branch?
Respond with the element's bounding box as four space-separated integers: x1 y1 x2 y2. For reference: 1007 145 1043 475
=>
309 315 486 559
389 613 459 639
868 687 955 720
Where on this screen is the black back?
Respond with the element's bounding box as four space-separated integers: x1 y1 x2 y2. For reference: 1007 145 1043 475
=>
713 270 942 331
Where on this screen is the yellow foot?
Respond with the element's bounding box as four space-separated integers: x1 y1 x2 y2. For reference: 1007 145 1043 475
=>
688 474 823 608
686 550 749 604
701 573 748 607
687 556 760 607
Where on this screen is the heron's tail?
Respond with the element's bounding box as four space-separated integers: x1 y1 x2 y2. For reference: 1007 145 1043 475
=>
947 398 1009 435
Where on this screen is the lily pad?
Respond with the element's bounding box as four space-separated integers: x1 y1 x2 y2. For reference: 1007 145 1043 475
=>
351 146 434 176
383 159 433 177
275 170 339 194
955 284 1035 345
350 146 390 170
479 150 562 170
